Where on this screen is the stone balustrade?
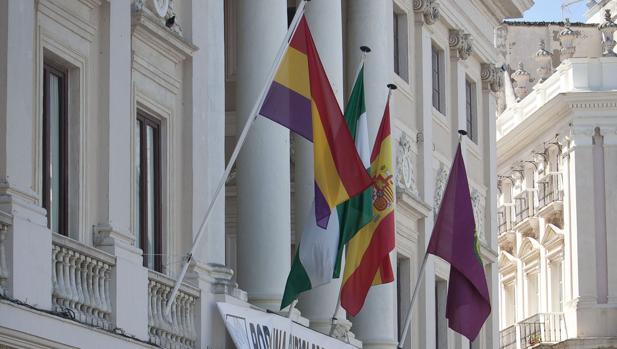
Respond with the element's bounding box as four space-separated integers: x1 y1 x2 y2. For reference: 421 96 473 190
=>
0 218 9 296
51 233 114 329
147 271 198 349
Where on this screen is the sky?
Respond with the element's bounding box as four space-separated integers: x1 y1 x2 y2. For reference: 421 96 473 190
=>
511 0 589 22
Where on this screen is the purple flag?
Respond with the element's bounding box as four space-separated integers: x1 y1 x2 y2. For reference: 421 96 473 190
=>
427 144 491 341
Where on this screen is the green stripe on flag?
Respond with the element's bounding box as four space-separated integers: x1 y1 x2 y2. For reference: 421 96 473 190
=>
281 248 312 309
333 65 373 278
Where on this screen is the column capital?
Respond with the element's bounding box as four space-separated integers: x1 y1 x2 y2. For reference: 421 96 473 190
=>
481 63 503 93
413 0 440 25
449 29 473 60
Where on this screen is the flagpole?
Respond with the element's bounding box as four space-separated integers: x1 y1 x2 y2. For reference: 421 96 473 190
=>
328 45 371 337
163 0 310 319
397 251 429 348
398 129 468 348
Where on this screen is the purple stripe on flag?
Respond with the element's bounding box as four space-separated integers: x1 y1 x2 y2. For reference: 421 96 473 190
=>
259 81 313 141
315 184 330 229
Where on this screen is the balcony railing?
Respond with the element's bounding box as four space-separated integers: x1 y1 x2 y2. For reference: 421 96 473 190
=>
0 220 9 295
148 270 199 349
499 313 566 349
514 192 531 225
498 208 508 234
538 173 563 209
51 233 115 330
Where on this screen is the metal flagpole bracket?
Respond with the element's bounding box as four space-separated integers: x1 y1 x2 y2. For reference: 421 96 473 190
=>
360 45 371 53
458 129 468 136
387 83 398 90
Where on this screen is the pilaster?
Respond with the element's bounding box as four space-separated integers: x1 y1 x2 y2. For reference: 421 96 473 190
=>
0 0 52 308
603 126 617 304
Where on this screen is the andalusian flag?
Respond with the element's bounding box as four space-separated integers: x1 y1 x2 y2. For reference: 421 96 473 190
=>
333 65 373 278
340 94 396 316
259 16 372 230
263 16 372 309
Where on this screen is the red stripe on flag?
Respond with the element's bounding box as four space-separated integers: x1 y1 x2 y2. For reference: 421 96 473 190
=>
340 212 395 316
370 97 392 163
300 17 372 197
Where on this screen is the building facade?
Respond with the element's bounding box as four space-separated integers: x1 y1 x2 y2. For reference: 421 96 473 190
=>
496 2 617 348
1 0 528 348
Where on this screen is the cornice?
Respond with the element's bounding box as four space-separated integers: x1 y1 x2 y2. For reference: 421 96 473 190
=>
497 91 617 165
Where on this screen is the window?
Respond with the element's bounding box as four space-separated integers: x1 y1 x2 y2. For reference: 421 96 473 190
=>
397 256 411 349
465 78 477 143
525 272 539 317
431 45 444 113
435 278 448 349
136 112 162 272
393 7 409 82
550 260 563 312
42 63 69 235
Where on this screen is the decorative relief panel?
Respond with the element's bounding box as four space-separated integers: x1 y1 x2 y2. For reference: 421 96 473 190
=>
396 132 419 197
433 163 449 220
471 188 486 241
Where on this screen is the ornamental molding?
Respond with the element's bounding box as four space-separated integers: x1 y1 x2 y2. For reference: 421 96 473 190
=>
396 132 419 197
413 0 440 25
481 63 503 93
449 29 473 60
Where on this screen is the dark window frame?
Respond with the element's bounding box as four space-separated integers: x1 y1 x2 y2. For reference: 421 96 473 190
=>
136 111 163 272
431 45 443 113
42 63 69 235
465 77 477 143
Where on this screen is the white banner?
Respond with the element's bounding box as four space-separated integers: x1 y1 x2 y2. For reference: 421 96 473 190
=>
217 302 355 349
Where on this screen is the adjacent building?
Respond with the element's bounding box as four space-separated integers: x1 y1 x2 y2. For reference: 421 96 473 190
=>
496 2 617 348
1 0 529 348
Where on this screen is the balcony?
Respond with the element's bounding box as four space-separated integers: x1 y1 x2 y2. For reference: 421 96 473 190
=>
537 173 563 218
500 313 567 349
498 207 508 234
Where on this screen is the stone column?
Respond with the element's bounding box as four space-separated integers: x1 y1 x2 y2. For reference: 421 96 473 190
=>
603 127 617 305
568 125 597 337
297 0 349 335
183 0 231 347
412 7 438 348
94 1 148 339
346 1 398 348
0 0 52 308
235 0 290 311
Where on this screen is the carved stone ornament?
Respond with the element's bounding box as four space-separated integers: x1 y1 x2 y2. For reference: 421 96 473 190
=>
511 62 531 102
449 29 473 60
598 9 617 57
559 19 578 60
481 63 503 93
471 188 486 241
535 39 553 82
396 132 419 196
152 0 169 17
433 164 449 220
413 0 440 25
494 26 508 57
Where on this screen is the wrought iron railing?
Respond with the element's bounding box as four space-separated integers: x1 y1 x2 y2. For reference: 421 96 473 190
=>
514 192 531 225
498 208 508 234
500 313 566 349
538 173 563 209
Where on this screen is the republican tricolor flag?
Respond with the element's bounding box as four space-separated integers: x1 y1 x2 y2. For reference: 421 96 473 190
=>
259 16 372 229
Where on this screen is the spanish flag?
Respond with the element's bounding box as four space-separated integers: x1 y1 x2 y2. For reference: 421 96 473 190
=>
259 16 372 229
340 94 395 316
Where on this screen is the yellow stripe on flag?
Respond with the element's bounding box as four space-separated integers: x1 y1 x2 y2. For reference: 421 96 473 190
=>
312 102 350 208
273 47 310 99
